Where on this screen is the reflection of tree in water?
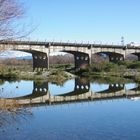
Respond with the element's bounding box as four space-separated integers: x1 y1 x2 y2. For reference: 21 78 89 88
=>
0 80 5 86
0 106 33 128
89 76 132 84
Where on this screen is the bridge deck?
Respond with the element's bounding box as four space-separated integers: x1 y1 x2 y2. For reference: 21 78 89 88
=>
0 40 125 48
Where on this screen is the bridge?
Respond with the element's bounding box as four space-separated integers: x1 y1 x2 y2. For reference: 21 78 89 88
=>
1 78 140 107
0 41 140 70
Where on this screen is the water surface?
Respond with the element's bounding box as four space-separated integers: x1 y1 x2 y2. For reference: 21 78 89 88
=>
0 78 140 140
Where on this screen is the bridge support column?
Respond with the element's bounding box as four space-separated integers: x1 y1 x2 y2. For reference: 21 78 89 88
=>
47 47 50 70
75 78 90 92
74 53 90 70
109 55 124 62
136 54 140 61
89 45 93 65
32 52 48 71
33 81 48 95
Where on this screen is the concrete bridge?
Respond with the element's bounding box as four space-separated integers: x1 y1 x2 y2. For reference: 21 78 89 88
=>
1 41 140 70
1 78 140 107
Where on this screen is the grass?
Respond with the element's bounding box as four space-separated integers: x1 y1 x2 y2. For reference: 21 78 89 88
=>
72 61 140 78
1 61 140 83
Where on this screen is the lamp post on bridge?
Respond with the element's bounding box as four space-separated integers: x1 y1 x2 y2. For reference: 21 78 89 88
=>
121 36 124 46
121 36 127 61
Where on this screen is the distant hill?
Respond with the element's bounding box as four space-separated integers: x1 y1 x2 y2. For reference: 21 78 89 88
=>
0 51 32 59
16 55 32 60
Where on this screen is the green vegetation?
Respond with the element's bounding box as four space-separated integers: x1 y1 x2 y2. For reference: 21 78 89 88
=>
73 61 140 80
48 70 72 85
117 61 140 70
1 61 140 83
0 64 75 85
87 75 133 84
50 64 74 70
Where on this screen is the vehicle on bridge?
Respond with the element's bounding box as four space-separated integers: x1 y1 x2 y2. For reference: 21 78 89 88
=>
127 42 140 47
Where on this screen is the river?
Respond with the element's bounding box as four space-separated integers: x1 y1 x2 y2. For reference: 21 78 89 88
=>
0 77 140 140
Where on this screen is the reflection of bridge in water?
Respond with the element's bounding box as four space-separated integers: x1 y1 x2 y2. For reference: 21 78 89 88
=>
1 79 140 106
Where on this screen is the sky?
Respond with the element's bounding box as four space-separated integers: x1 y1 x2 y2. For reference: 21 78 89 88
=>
21 0 140 45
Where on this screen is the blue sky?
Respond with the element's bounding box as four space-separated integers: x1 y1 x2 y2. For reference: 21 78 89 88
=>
22 0 140 44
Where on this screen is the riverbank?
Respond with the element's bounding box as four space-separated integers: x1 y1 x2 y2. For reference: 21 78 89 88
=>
0 67 139 81
74 69 140 83
0 69 76 85
72 61 140 83
1 61 140 83
0 69 137 86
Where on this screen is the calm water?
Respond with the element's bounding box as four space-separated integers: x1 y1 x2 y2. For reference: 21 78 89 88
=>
0 78 140 140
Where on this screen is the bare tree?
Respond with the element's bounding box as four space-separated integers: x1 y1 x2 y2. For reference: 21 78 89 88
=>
0 0 25 41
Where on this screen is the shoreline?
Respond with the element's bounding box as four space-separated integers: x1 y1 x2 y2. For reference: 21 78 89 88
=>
0 69 139 83
0 70 76 85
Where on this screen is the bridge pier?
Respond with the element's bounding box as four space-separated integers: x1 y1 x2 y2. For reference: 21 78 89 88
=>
109 55 124 62
138 56 140 61
74 53 90 70
32 52 48 71
33 81 48 94
75 78 90 93
134 54 140 61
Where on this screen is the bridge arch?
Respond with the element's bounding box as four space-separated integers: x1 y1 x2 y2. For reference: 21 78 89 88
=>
94 52 124 62
49 52 74 70
1 81 48 100
95 83 124 93
49 50 90 70
0 49 49 71
56 78 90 96
63 51 90 69
130 53 140 61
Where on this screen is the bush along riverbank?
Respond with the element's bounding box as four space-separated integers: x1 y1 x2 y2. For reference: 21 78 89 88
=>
72 61 140 81
0 66 76 84
1 61 140 82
